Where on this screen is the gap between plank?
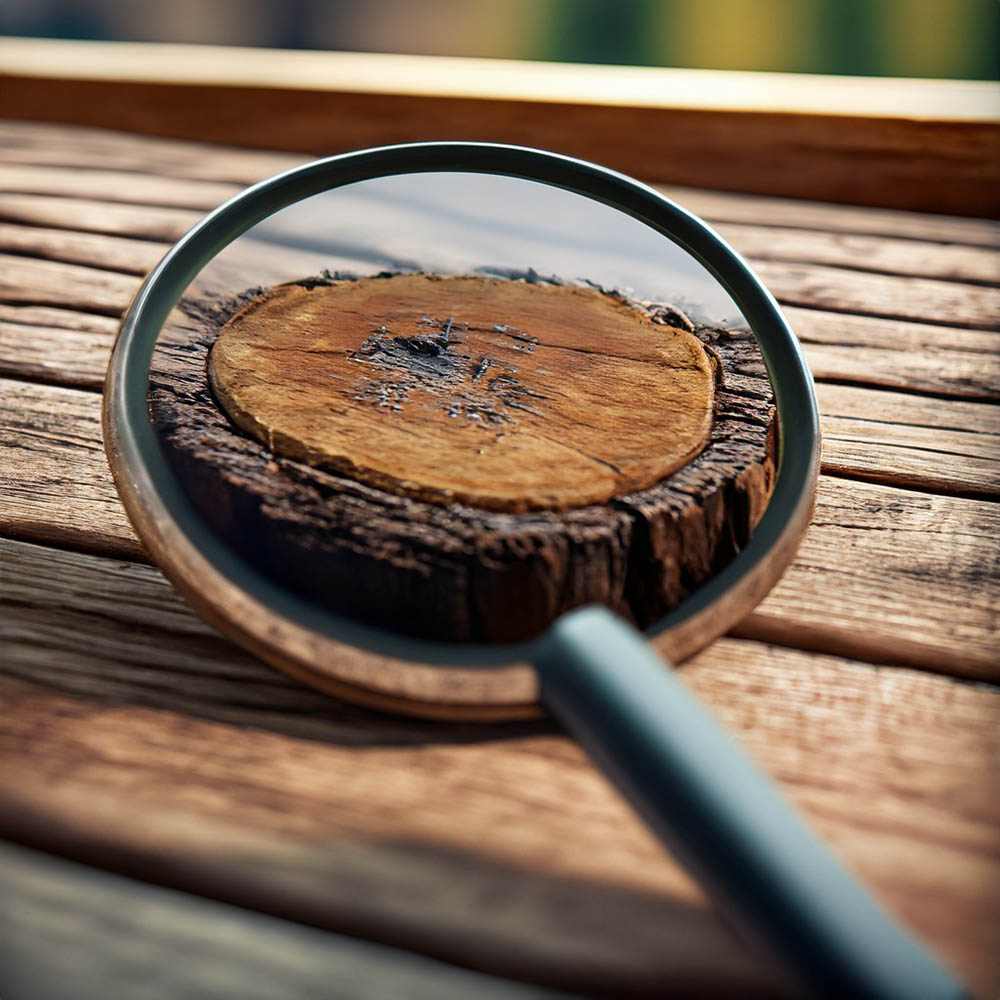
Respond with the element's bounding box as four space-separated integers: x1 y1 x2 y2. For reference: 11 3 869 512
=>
760 294 1000 334
817 467 999 505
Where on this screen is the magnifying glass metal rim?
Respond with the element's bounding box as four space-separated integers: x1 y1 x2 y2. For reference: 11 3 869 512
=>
103 140 819 671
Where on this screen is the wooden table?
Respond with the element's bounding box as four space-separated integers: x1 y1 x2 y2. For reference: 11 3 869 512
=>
1 119 998 998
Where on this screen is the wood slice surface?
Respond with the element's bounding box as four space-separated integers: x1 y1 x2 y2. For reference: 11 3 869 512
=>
208 275 716 512
151 272 776 645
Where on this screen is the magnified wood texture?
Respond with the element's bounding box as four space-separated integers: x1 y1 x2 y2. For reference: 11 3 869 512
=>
152 274 774 643
209 275 716 512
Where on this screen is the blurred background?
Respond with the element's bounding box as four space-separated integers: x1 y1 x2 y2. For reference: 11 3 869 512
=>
1 0 996 80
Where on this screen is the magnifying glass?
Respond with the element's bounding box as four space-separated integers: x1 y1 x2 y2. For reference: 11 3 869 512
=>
103 143 964 999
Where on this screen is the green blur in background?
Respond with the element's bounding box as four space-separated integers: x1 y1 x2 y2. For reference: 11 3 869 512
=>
1 0 997 80
539 0 999 79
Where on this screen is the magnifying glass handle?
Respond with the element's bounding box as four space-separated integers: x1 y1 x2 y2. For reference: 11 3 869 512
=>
534 605 966 1000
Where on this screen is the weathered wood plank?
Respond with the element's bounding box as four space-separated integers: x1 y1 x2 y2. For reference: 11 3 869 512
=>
4 314 993 499
1 255 992 401
0 304 117 388
739 477 1000 677
0 319 113 388
0 537 995 995
0 119 303 188
1 161 997 286
0 379 142 559
752 260 1000 330
0 192 200 241
1 220 996 405
0 302 120 335
0 77 995 1000
3 204 995 303
0 162 241 210
0 253 140 315
717 221 1000 285
0 537 540 741
817 383 1000 497
790 307 1000 400
2 378 996 678
2 201 996 331
0 221 166 275
0 841 566 1000
662 186 1000 250
10 367 998 517
5 297 995 402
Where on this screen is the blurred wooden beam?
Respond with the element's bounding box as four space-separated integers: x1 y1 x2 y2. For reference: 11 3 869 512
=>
0 840 566 1000
1 37 998 217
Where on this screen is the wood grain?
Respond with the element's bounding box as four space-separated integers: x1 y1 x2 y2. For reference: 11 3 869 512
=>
740 477 1000 678
0 161 241 210
0 119 303 187
1 199 995 333
4 161 996 285
4 273 993 403
789 308 1000 400
751 260 1000 330
0 191 200 241
0 253 139 316
0 304 118 388
0 379 142 559
0 303 121 336
0 39 997 216
0 120 995 672
4 377 996 680
0 221 167 275
0 537 539 737
0 841 566 1000
208 275 717 510
0 538 996 995
659 185 1000 250
0 152 994 410
714 221 1000 285
817 383 1000 498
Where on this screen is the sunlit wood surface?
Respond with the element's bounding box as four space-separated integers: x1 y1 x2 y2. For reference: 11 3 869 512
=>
0 120 997 998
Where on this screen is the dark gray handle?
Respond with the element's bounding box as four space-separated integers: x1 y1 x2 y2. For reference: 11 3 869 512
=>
534 606 965 1000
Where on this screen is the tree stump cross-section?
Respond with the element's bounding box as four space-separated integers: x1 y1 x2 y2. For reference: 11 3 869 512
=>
151 272 776 644
209 275 717 512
